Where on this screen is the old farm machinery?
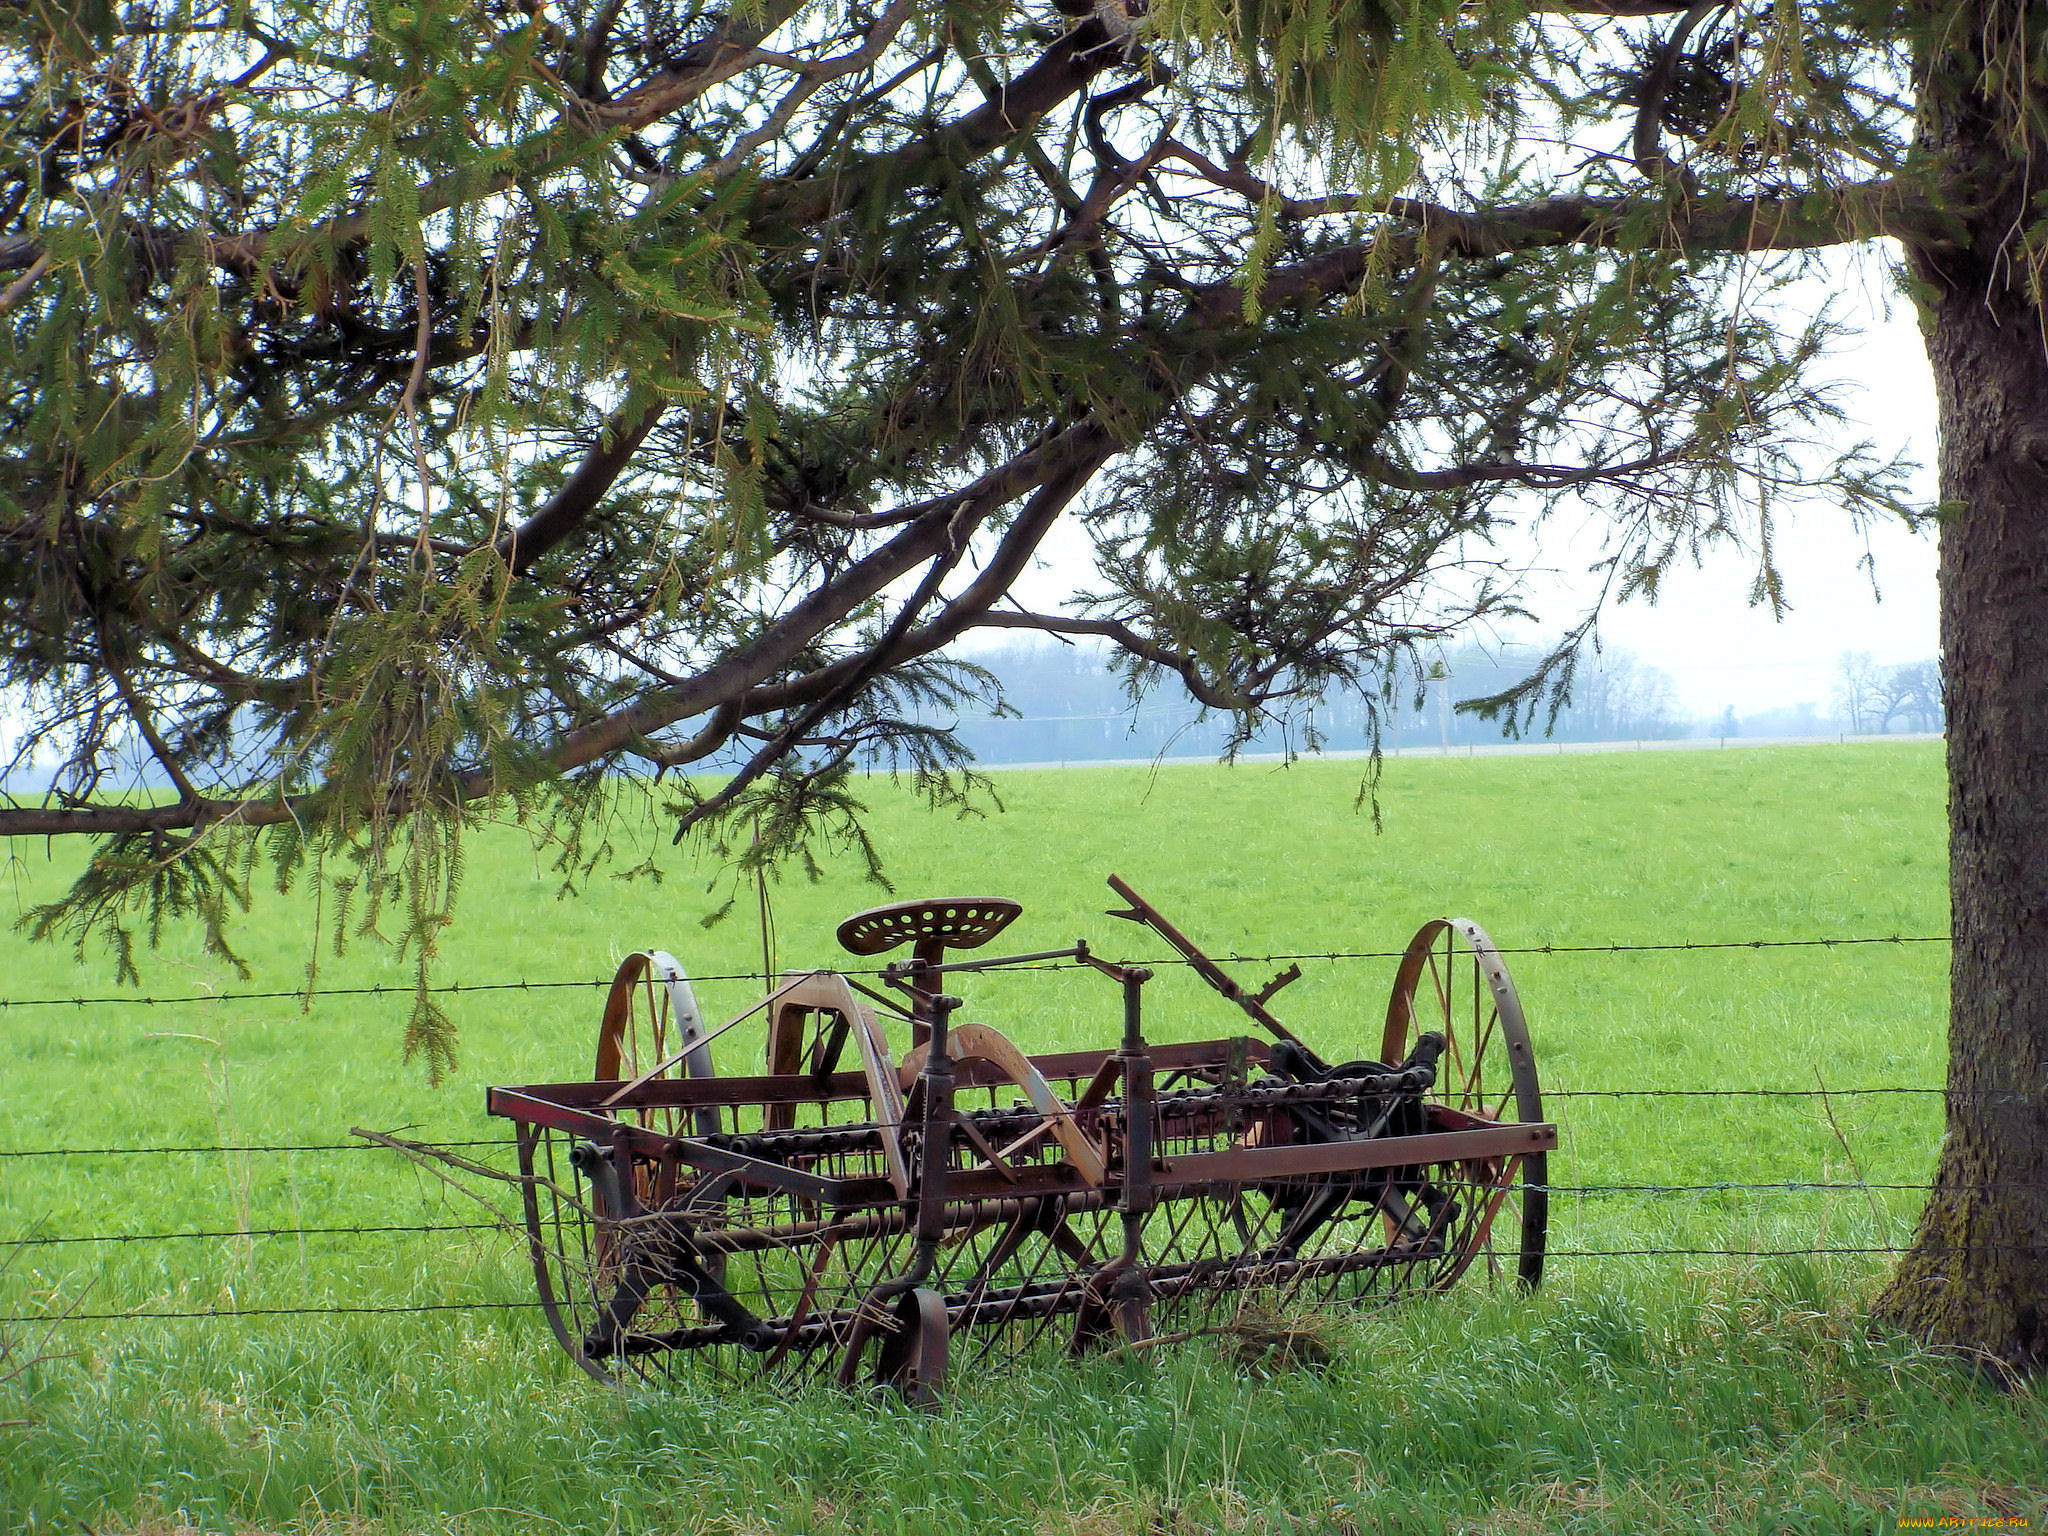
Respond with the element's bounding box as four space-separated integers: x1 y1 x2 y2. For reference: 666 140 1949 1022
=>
488 878 1556 1400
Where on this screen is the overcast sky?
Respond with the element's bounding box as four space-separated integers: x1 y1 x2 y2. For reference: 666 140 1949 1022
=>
1495 249 1941 719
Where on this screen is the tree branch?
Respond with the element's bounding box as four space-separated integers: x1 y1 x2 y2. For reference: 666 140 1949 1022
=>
664 419 1124 746
493 402 666 573
1544 0 1711 13
0 15 1129 285
1379 179 1948 254
105 661 199 805
0 797 301 837
1156 144 1945 256
971 612 1260 711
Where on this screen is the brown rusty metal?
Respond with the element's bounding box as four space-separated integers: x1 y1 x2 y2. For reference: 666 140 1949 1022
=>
489 879 1558 1404
1104 874 1307 1048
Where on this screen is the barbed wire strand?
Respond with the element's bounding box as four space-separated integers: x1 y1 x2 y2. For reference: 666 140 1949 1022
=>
16 1083 2046 1162
0 1139 514 1158
1552 1087 1935 1099
11 1181 2048 1250
11 1242 2048 1328
0 933 1956 1012
1 1220 508 1247
0 1300 549 1323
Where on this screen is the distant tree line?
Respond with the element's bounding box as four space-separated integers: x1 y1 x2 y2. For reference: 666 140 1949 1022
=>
6 641 1935 783
938 643 1945 765
941 642 1689 765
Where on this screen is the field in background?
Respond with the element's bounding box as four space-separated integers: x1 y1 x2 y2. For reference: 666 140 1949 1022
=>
4 742 2043 1534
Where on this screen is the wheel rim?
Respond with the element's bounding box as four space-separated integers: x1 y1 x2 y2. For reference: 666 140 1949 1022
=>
1383 918 1548 1290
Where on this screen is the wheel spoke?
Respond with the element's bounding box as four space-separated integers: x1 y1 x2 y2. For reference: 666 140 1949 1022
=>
1426 944 1461 1086
1460 1006 1499 1111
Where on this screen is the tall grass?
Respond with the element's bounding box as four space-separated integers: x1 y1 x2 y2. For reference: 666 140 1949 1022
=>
5 743 2041 1534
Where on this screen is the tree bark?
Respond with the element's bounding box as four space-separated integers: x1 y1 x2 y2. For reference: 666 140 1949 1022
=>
1876 128 2048 1369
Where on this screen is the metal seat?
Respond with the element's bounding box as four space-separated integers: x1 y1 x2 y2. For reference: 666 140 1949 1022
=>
836 898 1022 957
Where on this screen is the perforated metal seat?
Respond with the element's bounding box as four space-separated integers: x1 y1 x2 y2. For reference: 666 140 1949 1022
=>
836 898 1022 957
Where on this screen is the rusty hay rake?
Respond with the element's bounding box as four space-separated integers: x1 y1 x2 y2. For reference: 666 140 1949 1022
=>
488 876 1556 1403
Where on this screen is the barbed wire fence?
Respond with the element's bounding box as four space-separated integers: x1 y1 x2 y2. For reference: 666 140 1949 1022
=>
0 932 1957 1013
2 929 2027 1335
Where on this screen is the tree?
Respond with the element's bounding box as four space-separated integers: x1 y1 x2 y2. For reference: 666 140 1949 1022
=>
1877 658 1944 734
1836 651 1884 734
0 1 2040 1364
1837 652 1945 735
1524 645 1679 741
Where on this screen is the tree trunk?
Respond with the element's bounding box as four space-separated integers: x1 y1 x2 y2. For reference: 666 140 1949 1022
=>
1875 135 2048 1369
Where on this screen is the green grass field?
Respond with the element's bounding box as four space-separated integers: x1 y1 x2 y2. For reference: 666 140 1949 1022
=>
4 742 2043 1534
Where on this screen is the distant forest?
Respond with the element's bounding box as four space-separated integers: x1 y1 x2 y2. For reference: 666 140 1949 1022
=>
936 642 1942 766
0 642 1942 791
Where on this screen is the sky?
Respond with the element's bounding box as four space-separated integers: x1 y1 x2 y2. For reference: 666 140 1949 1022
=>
999 246 1943 725
1447 244 1942 721
1573 259 1941 719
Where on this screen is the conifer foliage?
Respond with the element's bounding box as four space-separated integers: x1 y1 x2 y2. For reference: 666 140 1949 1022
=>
0 0 1905 974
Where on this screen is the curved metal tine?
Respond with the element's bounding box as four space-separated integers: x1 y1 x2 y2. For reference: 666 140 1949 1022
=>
1173 1192 1241 1333
1214 1183 1275 1280
1431 1170 1480 1289
735 1203 772 1355
1177 1190 1230 1278
1275 1208 1334 1310
842 1230 912 1370
789 1258 848 1380
1473 1170 1507 1281
800 1225 905 1380
1399 1167 1467 1294
1243 1183 1283 1252
946 1236 1024 1376
1459 1165 1517 1282
1268 1204 1338 1313
760 1236 837 1372
978 1260 1061 1370
542 1129 595 1329
1340 1208 1390 1305
963 1202 1041 1293
1147 1188 1211 1326
740 1220 786 1352
968 1202 1094 1372
1026 1211 1111 1363
1403 1170 1466 1294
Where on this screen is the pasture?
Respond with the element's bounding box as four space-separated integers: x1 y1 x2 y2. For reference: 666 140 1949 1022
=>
3 742 2043 1534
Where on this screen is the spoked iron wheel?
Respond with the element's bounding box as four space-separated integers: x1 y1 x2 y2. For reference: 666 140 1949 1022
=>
563 952 726 1381
1382 918 1547 1290
597 951 717 1138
